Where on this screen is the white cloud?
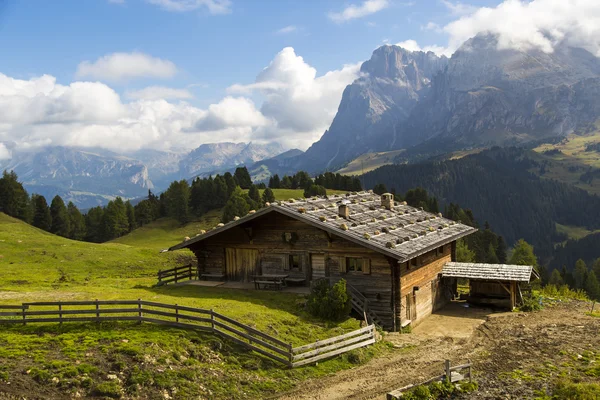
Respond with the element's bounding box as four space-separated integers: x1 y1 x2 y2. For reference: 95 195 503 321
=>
328 0 389 23
0 143 11 160
395 40 450 56
125 86 194 100
76 52 178 82
228 47 360 149
276 25 297 35
146 0 231 14
422 21 443 33
192 97 270 132
396 0 600 58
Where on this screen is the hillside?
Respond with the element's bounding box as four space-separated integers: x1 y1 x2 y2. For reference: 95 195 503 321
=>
362 147 600 263
336 150 405 176
0 211 385 399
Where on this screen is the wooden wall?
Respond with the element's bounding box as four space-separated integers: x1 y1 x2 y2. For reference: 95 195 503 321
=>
188 212 397 329
469 280 515 309
398 244 452 327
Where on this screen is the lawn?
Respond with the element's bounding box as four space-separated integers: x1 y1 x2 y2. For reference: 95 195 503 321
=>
0 210 389 399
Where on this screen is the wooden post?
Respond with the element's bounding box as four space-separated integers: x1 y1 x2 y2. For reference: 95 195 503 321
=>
468 359 472 382
210 309 215 331
138 299 142 323
288 343 293 368
95 299 99 322
591 301 596 314
158 270 162 284
175 304 179 323
174 268 178 284
59 302 63 325
22 305 26 325
189 265 192 280
445 359 451 383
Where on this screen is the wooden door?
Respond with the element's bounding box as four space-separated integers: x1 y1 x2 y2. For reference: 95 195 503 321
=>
310 254 326 281
225 248 260 282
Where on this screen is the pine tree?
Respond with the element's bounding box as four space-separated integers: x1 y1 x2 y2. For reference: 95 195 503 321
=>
223 172 237 197
496 236 508 264
85 206 105 242
213 175 229 208
31 194 52 231
103 197 129 239
373 183 387 195
456 239 475 262
50 195 71 237
509 239 538 267
561 265 575 288
269 174 281 189
164 180 190 223
234 167 252 189
0 170 30 221
549 269 564 287
593 258 600 281
262 187 275 204
280 175 292 189
125 200 136 231
134 200 154 226
222 187 250 223
67 202 86 240
585 270 600 301
304 184 327 198
486 242 499 263
574 259 588 290
248 184 261 205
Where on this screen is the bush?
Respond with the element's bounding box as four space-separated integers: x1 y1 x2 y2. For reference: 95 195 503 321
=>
306 279 352 321
520 293 543 312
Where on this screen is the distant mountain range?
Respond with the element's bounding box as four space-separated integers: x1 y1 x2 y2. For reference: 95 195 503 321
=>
290 33 600 172
0 142 287 208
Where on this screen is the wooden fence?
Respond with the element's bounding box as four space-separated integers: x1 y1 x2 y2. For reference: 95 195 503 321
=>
386 359 472 399
0 300 376 368
157 264 196 285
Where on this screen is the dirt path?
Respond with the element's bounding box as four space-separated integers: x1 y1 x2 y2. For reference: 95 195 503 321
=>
277 301 600 400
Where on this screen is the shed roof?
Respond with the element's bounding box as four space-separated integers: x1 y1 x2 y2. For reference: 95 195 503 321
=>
442 262 538 282
169 191 476 263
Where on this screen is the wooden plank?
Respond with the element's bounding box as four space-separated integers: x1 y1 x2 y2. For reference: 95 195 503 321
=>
292 325 373 353
449 363 471 371
212 320 290 357
212 311 290 349
0 312 24 317
23 300 140 306
292 338 376 367
23 308 140 316
293 332 374 361
155 273 193 284
17 316 141 323
141 309 212 325
158 264 192 275
139 301 211 314
140 317 212 332
214 329 291 366
0 305 28 310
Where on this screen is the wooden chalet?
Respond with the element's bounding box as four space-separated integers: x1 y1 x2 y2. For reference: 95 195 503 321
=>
441 262 539 309
170 192 478 331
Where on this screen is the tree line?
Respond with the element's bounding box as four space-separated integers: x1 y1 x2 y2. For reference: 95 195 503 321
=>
268 171 362 193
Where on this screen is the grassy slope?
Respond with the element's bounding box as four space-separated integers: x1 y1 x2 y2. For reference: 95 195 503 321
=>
336 150 405 176
0 197 388 398
533 131 600 196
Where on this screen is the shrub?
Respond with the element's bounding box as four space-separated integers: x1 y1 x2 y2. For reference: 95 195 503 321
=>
520 293 543 312
306 279 352 321
94 380 123 398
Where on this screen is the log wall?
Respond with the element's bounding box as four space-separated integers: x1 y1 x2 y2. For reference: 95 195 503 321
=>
189 212 396 329
399 244 452 326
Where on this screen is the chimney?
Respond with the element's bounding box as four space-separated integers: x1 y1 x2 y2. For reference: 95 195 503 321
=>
338 204 350 219
381 193 394 210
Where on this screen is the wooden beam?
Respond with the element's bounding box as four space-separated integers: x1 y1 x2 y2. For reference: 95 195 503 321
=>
497 281 511 295
243 227 253 244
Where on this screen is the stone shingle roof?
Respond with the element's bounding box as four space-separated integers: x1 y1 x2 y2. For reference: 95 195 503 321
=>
170 191 476 262
442 262 537 282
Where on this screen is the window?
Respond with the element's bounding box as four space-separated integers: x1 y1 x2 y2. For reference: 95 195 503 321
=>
346 257 363 273
410 257 419 268
289 254 301 271
437 246 444 256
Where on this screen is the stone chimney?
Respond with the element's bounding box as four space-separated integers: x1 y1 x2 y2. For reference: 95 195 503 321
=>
338 204 350 219
381 193 394 210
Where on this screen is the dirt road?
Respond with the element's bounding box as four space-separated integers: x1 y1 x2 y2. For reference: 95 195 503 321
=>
278 301 600 400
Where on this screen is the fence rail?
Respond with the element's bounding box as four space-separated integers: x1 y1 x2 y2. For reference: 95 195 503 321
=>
0 300 376 368
387 359 472 400
157 264 196 285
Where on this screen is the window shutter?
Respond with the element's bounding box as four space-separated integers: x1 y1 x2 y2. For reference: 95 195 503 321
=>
362 258 371 275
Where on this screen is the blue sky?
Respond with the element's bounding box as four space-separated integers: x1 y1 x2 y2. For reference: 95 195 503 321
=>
0 0 597 158
0 0 495 103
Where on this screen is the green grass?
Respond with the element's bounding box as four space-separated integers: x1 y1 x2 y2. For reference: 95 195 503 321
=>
336 150 405 176
0 211 391 398
555 223 600 241
258 188 348 200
